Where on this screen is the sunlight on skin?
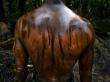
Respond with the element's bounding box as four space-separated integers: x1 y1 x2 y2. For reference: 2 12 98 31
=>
14 0 95 82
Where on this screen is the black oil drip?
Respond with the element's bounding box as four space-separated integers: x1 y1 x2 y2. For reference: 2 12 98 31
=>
58 33 65 65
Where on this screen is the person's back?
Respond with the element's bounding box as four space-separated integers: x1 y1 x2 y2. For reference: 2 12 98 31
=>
14 0 95 82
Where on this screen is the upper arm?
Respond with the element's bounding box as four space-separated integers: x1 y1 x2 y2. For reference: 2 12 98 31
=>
78 43 94 82
13 38 28 70
79 45 94 72
14 16 29 69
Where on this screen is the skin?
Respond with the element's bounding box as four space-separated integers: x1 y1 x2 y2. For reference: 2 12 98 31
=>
13 3 95 82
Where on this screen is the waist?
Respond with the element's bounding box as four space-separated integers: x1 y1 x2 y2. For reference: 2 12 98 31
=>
37 74 74 82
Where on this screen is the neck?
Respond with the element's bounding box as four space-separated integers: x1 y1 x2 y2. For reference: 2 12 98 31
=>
46 0 63 4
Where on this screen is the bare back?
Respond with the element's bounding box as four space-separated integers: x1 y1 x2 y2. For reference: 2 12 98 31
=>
14 3 95 82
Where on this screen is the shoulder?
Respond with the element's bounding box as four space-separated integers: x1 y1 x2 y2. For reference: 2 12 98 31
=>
69 16 95 44
81 17 95 44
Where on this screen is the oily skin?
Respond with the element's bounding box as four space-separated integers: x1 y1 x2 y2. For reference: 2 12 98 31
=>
14 4 95 82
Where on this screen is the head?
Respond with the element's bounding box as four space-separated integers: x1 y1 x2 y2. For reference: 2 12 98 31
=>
46 0 64 4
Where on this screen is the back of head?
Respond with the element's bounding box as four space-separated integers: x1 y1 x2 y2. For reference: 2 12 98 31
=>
46 0 64 5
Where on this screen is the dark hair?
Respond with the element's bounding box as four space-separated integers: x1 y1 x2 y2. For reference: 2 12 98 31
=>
46 0 63 4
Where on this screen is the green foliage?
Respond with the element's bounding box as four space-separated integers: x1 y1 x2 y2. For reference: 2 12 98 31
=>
70 0 110 18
